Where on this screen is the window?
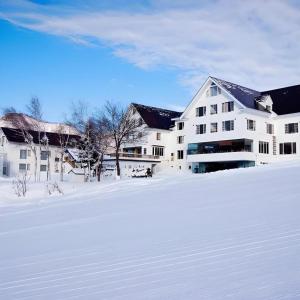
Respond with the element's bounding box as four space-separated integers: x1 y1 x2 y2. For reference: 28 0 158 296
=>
208 83 221 97
177 150 184 160
222 120 234 131
20 150 27 159
156 132 161 140
177 122 184 130
1 136 5 146
266 105 271 112
143 148 147 155
19 163 27 171
210 104 218 115
222 101 234 112
27 164 30 171
40 165 47 172
196 106 206 117
259 141 269 154
171 153 174 161
55 157 60 162
247 119 256 131
152 146 164 156
279 142 297 154
196 124 206 134
210 122 218 133
266 123 274 134
41 151 49 160
177 136 184 144
285 123 298 134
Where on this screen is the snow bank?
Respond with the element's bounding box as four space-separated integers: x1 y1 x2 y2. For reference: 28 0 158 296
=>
1 162 300 299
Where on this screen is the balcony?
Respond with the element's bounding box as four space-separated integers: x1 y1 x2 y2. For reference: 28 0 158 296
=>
106 152 161 161
187 139 255 163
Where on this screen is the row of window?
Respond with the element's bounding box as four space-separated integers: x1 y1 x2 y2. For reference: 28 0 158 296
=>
247 121 299 134
173 141 298 162
195 120 234 135
20 149 50 160
19 164 47 172
178 118 298 135
258 141 297 155
196 101 234 117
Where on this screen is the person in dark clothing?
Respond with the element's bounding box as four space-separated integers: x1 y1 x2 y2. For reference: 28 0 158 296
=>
146 168 152 177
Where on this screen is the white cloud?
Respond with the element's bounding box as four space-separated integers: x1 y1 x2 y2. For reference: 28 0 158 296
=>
1 0 300 91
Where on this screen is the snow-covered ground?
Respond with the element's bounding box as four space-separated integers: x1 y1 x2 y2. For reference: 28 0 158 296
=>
1 162 300 299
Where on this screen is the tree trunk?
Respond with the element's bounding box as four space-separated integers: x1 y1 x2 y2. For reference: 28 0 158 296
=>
97 154 104 182
60 152 64 182
33 149 37 183
115 149 121 177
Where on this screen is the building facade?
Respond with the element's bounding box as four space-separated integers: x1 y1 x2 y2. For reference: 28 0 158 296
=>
107 76 300 175
0 113 80 179
2 76 300 178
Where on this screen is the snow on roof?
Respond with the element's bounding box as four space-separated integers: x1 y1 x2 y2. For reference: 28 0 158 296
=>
211 77 261 109
211 77 300 114
0 113 79 135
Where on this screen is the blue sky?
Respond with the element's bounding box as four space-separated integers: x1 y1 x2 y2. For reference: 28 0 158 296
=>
1 0 300 121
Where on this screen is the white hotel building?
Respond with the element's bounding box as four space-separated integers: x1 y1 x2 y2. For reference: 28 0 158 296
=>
112 76 300 174
1 76 300 178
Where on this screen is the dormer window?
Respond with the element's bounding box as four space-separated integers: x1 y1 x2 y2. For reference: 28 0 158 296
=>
207 83 221 97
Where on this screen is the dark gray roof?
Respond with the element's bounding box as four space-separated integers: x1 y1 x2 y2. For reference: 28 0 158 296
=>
1 127 80 147
261 85 300 115
211 77 261 110
132 103 182 130
211 77 300 115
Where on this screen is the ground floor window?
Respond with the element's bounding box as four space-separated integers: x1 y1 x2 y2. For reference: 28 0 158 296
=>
259 141 269 154
152 146 164 157
279 142 296 154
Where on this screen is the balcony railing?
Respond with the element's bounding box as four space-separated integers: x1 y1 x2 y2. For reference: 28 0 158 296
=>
108 153 160 160
187 148 252 155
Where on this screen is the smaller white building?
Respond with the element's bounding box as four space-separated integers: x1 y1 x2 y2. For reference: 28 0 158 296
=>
0 113 80 180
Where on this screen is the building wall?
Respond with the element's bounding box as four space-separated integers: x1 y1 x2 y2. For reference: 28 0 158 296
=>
0 129 68 179
170 78 300 170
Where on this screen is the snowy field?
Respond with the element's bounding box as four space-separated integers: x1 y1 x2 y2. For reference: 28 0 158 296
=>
1 162 300 299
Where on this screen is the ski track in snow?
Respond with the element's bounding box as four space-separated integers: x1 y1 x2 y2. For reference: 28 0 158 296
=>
1 162 300 299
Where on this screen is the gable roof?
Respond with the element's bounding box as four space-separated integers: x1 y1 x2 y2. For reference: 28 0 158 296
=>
132 103 182 130
211 77 261 110
1 127 80 147
261 85 300 115
0 113 79 134
211 77 300 115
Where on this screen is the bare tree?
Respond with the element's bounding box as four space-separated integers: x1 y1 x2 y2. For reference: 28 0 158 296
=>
41 133 51 181
5 114 39 182
26 97 44 181
55 124 72 182
90 114 111 182
66 101 96 181
100 101 143 178
26 97 43 121
2 106 17 115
